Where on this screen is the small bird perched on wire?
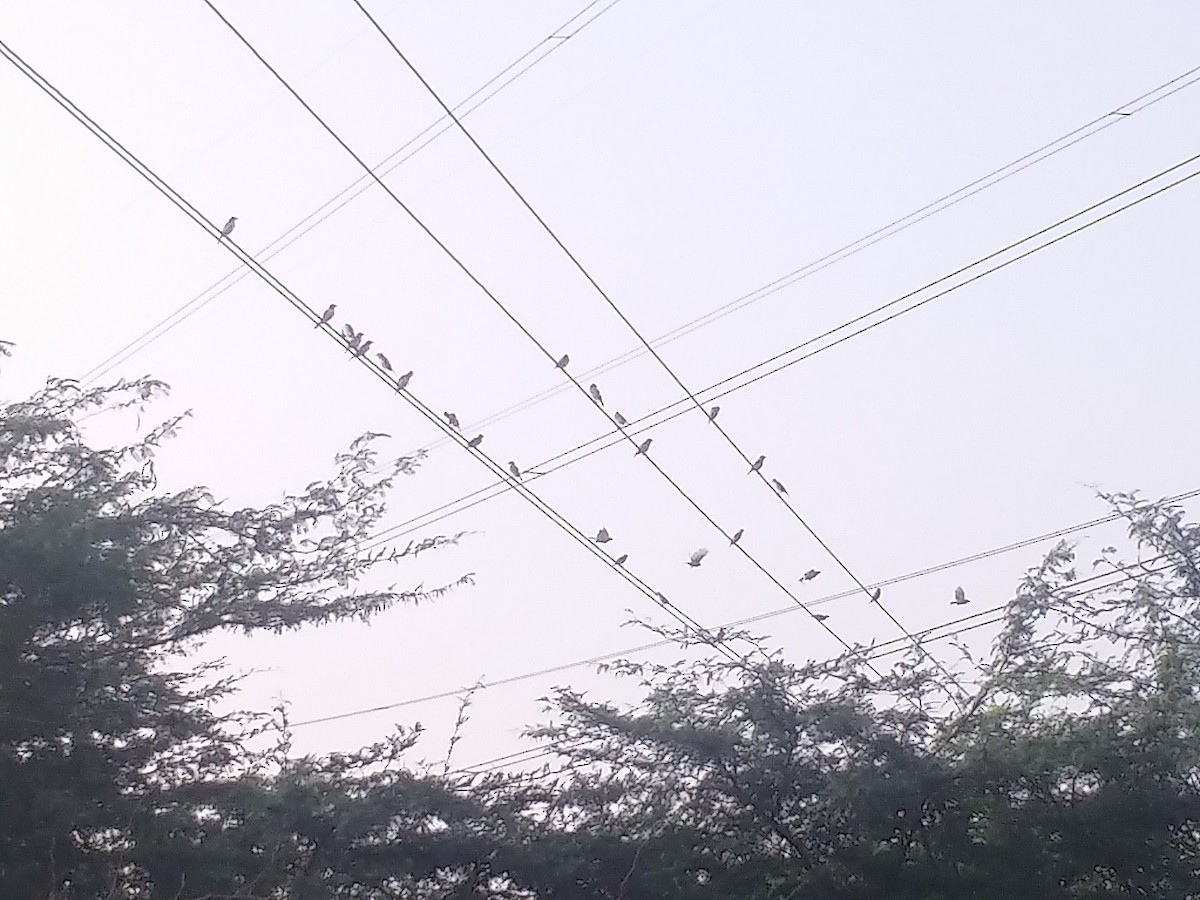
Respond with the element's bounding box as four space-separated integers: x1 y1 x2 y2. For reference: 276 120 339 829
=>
801 569 820 581
593 527 612 544
395 370 413 391
589 383 604 406
351 339 372 360
345 330 362 350
812 613 829 622
375 352 392 372
467 434 484 449
507 461 523 480
869 587 882 604
444 411 460 430
729 528 744 546
555 354 570 369
614 554 628 566
614 412 628 427
772 479 787 495
217 216 237 241
708 406 720 423
316 303 336 327
952 586 970 605
634 438 652 456
748 455 765 474
687 548 708 568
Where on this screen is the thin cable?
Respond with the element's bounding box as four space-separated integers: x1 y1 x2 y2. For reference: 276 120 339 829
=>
0 36 751 673
77 0 625 386
199 3 897 682
289 489 1200 728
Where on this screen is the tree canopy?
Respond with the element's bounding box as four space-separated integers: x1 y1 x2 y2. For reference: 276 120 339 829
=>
2 377 1198 898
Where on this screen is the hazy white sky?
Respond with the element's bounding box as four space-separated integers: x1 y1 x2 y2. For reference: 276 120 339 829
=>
3 2 1199 770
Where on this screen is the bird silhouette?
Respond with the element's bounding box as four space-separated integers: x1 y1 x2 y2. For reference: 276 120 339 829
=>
507 461 522 480
748 455 765 474
375 352 392 371
813 613 829 622
772 478 787 495
395 371 413 391
593 527 612 544
952 586 970 605
467 434 484 449
869 588 882 604
217 216 237 241
801 569 820 581
708 406 720 422
634 438 652 456
589 384 604 406
687 548 709 568
444 411 460 430
729 528 744 546
555 354 570 369
351 339 373 359
614 554 628 566
316 303 336 327
614 412 628 427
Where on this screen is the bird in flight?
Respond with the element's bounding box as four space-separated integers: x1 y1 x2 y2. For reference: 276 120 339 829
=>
772 479 787 495
589 384 604 406
614 554 628 566
593 527 612 544
316 303 336 327
217 216 237 241
444 411 460 430
708 406 720 422
507 461 523 480
395 370 413 391
467 434 484 449
634 438 652 456
375 352 392 372
748 455 765 474
729 528 744 546
952 586 970 605
869 588 882 604
687 548 709 568
801 569 820 581
555 354 570 369
614 412 628 427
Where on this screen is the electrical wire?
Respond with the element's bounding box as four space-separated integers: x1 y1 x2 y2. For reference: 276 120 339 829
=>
198 3 907 687
288 487 1200 728
76 0 625 386
0 35 754 674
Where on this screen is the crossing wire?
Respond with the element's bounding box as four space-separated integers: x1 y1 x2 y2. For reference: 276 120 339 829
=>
198 3 918 690
0 35 755 674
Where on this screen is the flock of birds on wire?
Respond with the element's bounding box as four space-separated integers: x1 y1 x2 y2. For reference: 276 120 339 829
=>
220 216 976 617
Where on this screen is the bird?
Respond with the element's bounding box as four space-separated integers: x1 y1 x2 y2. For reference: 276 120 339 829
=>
316 303 336 327
772 479 787 495
444 411 460 430
507 461 522 480
351 339 373 359
654 591 669 604
812 613 830 622
346 331 362 350
589 384 604 406
593 527 612 544
801 569 820 581
952 586 970 605
341 323 356 340
748 455 765 474
375 352 392 372
634 438 652 456
869 588 882 604
394 370 413 391
708 406 720 422
467 434 484 449
614 412 628 427
687 548 709 568
217 216 237 241
555 354 570 369
729 528 744 546
614 554 628 566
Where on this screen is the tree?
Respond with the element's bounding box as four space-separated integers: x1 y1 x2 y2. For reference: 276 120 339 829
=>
0 377 475 898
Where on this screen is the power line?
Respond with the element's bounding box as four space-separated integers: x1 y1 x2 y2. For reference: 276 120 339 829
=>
289 488 1200 729
353 148 1200 551
0 35 752 674
392 62 1200 453
199 3 903 685
348 0 977 700
77 0 625 386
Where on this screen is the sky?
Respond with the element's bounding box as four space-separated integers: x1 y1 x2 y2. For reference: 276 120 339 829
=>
3 2 1200 771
